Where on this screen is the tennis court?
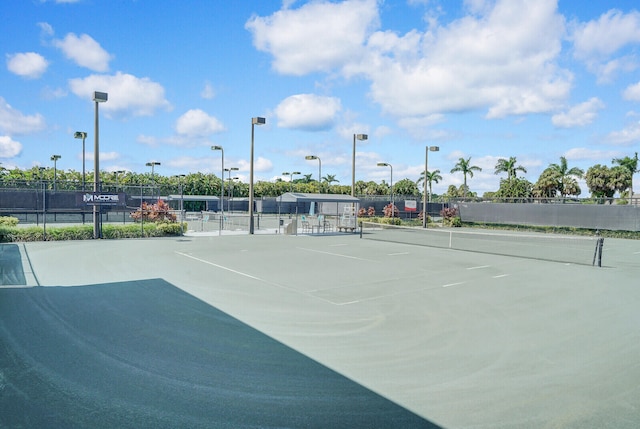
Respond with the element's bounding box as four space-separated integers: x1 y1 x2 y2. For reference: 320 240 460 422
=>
1 229 639 428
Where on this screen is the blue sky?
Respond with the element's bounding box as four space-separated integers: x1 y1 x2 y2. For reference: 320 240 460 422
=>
1 0 639 195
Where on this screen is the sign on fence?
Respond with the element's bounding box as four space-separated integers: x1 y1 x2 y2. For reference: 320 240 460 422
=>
77 192 126 206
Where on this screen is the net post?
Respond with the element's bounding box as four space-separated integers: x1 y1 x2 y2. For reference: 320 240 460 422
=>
592 234 604 267
359 221 363 239
597 237 604 267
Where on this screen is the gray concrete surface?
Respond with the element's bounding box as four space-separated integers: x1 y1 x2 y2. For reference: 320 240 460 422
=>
2 232 640 428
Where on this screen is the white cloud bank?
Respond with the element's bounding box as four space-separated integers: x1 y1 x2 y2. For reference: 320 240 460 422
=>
175 109 225 137
53 32 113 72
6 52 49 79
69 72 171 118
0 136 23 158
248 0 573 124
275 94 342 130
0 97 46 135
552 98 605 128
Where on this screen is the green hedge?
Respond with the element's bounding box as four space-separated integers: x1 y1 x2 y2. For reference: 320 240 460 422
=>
0 222 187 243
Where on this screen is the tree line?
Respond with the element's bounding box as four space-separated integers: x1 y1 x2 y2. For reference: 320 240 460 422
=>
0 152 637 201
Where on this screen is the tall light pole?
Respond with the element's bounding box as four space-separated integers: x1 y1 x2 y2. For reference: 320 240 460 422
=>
423 145 440 228
74 131 87 190
351 133 368 197
50 155 61 191
93 91 107 239
146 162 160 183
282 171 301 192
114 170 125 191
225 167 239 201
377 162 393 218
175 174 186 234
145 161 160 201
211 145 224 235
305 155 321 192
249 116 266 234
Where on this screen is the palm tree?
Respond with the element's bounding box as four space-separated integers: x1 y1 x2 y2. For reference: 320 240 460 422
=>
612 152 638 198
548 156 584 197
418 169 443 202
494 156 527 179
450 157 482 198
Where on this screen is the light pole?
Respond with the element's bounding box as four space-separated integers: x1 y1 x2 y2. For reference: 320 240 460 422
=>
93 91 107 239
351 133 368 197
377 162 393 218
423 145 440 228
249 116 266 234
114 170 125 192
305 155 321 192
146 161 160 201
282 171 301 192
74 131 87 190
50 155 61 191
224 167 239 200
228 176 240 212
175 174 186 234
211 145 224 235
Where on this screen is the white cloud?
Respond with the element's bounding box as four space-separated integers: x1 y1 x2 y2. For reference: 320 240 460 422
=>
551 97 604 128
236 156 273 173
248 0 570 121
0 136 23 158
175 109 225 137
0 97 46 135
53 33 113 72
37 22 54 37
623 82 640 101
570 9 640 81
605 121 640 146
564 147 623 161
366 0 570 119
69 72 172 118
201 81 216 100
85 151 119 162
6 52 49 79
275 94 341 130
571 9 640 60
246 0 379 75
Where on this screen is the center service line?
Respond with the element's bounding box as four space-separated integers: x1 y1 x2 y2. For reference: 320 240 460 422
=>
175 251 263 281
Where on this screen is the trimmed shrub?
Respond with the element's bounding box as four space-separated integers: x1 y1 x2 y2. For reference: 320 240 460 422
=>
0 216 19 227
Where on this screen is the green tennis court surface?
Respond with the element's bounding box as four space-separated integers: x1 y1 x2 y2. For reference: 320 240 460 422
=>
1 231 639 428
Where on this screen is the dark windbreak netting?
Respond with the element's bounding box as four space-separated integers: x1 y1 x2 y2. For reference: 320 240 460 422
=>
360 222 603 266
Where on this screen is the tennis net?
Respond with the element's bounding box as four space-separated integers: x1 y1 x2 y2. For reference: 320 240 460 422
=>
360 222 604 266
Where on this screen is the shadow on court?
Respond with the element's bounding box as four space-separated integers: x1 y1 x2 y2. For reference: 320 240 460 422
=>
0 244 26 286
0 279 438 429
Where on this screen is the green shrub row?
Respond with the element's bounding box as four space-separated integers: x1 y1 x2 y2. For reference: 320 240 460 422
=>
0 216 19 227
463 222 640 239
0 222 187 243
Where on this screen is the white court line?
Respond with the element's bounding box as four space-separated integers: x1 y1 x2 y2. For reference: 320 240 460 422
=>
388 252 410 256
297 247 373 261
175 251 263 281
493 274 509 278
467 265 491 270
175 251 341 306
337 282 452 305
442 282 465 288
329 243 348 247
